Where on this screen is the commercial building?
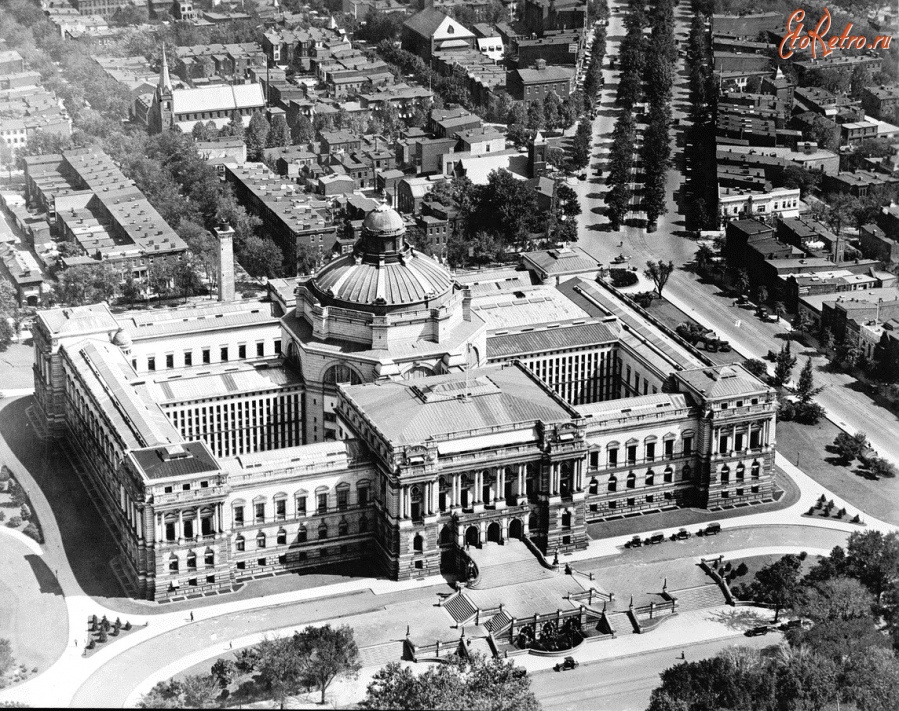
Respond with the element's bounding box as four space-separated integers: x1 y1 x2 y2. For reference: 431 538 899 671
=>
507 60 574 102
402 8 477 62
32 205 778 600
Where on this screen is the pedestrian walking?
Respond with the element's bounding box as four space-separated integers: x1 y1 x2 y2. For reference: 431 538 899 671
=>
229 641 233 649
190 611 194 622
681 651 685 660
74 639 78 648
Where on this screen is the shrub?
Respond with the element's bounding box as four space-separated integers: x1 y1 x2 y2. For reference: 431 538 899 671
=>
124 621 132 631
97 630 107 644
110 627 119 637
736 562 749 577
0 467 10 483
86 639 95 650
609 268 638 288
19 504 30 521
742 359 768 379
869 457 898 479
837 508 846 518
22 522 42 544
798 551 808 560
818 494 827 502
778 399 796 421
0 512 5 522
852 514 861 523
6 516 21 528
807 506 816 515
794 401 826 425
723 562 732 572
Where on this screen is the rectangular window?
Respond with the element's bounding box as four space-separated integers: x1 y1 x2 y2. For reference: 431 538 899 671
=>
719 436 729 453
257 341 265 357
255 503 265 522
608 448 618 467
318 493 327 514
238 344 246 359
664 439 674 459
148 357 156 371
589 451 599 469
202 349 210 364
337 489 348 511
683 436 693 456
735 433 745 451
627 445 637 465
358 487 368 506
297 496 307 516
220 347 228 362
234 506 244 526
184 351 192 366
274 340 281 354
275 499 286 520
750 430 761 449
166 354 174 369
645 442 656 461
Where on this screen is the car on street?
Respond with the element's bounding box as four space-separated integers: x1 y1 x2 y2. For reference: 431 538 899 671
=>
745 625 770 637
778 619 806 632
644 531 666 545
670 528 691 541
554 656 579 672
611 254 630 264
698 522 721 536
624 535 643 548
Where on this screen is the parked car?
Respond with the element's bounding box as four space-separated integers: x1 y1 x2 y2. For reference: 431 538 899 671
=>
624 535 643 548
670 528 691 541
612 254 630 264
644 531 666 545
698 522 721 536
778 619 805 632
745 625 770 637
554 656 579 672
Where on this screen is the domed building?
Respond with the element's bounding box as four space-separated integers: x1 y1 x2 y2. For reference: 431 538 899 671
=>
281 203 487 443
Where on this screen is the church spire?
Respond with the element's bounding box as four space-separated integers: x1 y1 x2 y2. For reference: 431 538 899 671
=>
158 43 172 94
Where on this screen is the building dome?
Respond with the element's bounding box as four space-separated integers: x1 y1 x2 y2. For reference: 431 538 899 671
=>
309 204 454 312
111 327 132 348
361 203 405 237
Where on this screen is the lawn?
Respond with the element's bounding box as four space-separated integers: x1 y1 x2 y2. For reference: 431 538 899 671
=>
640 297 742 366
0 342 35 391
776 419 899 526
721 553 821 601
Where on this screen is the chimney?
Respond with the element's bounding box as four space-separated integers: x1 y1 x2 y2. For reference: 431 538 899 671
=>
462 286 472 321
535 58 547 71
215 220 236 302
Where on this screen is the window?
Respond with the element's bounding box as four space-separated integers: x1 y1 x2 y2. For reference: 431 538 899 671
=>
359 516 368 533
683 436 693 455
719 435 729 453
589 451 599 469
274 340 281 354
608 447 618 467
148 357 156 371
645 442 656 461
296 496 307 516
337 488 348 511
257 531 266 548
184 351 192 367
202 349 210 364
235 534 245 551
220 347 228 362
187 551 197 569
627 498 635 507
255 502 265 523
626 472 636 489
339 520 348 536
318 523 328 539
750 429 761 449
164 486 173 494
664 466 673 483
257 342 264 357
645 470 654 486
183 483 191 491
275 499 286 520
608 475 617 492
358 486 369 506
318 493 327 514
205 549 214 566
238 344 246 359
297 526 307 542
664 439 674 459
166 354 174 369
233 506 244 526
169 556 179 572
277 529 287 545
627 445 637 465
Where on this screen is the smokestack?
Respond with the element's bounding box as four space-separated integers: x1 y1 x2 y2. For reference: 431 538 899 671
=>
215 220 236 302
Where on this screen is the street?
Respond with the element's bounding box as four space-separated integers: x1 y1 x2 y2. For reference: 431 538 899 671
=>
530 633 778 711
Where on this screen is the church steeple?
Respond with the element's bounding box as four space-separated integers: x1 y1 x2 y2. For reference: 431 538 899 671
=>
158 43 173 95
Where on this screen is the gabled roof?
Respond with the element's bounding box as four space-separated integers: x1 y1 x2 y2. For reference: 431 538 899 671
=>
171 83 264 116
404 8 475 41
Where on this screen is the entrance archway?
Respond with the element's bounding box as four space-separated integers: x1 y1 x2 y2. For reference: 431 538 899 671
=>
465 525 480 547
509 518 523 539
487 521 501 543
439 524 453 546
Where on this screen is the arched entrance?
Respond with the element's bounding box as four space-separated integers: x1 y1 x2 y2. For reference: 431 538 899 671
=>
561 510 572 528
509 518 523 539
465 525 480 547
439 524 453 546
487 521 501 543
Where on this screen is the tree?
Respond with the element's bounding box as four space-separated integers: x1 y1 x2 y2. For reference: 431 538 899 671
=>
757 285 768 305
180 675 220 709
291 114 315 145
869 457 899 479
795 357 823 404
237 236 283 279
361 654 540 711
253 636 307 709
833 431 869 464
845 530 899 601
0 319 13 352
191 121 212 141
357 9 404 44
526 100 544 131
742 358 767 380
750 554 803 621
148 259 175 299
138 680 186 709
245 111 271 161
56 262 121 306
542 91 562 132
797 577 873 623
773 342 797 388
733 269 749 296
644 260 674 297
781 164 822 196
294 624 360 704
267 114 291 148
220 110 244 138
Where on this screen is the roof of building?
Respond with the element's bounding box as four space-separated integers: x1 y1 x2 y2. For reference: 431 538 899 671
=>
145 361 301 405
171 82 264 116
576 392 693 423
37 302 119 338
676 364 767 399
521 246 598 277
130 441 219 481
341 362 576 445
472 286 589 330
488 320 619 358
404 8 474 41
513 65 575 83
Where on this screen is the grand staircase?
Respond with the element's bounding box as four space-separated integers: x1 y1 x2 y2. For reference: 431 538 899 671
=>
466 540 556 589
358 641 405 668
443 591 479 623
670 584 727 612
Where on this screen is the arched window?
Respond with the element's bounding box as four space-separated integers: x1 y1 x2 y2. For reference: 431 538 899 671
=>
751 460 761 478
338 519 349 537
359 516 368 534
187 550 197 569
404 365 434 380
256 531 266 549
169 554 179 572
235 534 245 551
318 522 328 539
323 364 362 386
720 465 730 484
626 472 636 489
588 478 599 495
736 463 745 480
682 464 691 480
204 548 214 567
297 525 307 543
608 475 617 492
413 533 424 552
645 470 655 487
277 528 287 545
663 466 673 483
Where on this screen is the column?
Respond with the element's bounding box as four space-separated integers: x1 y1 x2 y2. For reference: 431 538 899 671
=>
475 471 482 503
137 506 144 541
432 481 439 514
177 509 184 541
732 424 738 453
497 468 506 506
398 486 405 519
405 486 411 519
518 465 525 499
195 506 201 539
